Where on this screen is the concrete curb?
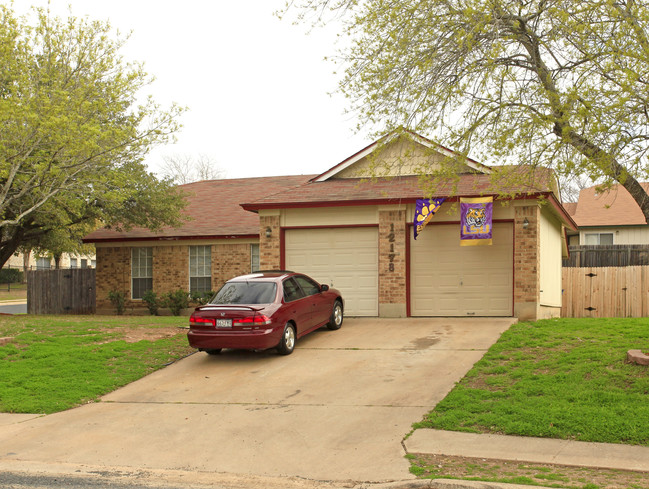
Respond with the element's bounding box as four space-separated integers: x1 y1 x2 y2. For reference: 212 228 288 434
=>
406 429 649 472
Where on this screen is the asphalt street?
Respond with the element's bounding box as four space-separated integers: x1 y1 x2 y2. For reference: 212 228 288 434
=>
0 302 26 314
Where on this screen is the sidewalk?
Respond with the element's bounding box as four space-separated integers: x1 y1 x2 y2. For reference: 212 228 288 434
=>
405 429 649 472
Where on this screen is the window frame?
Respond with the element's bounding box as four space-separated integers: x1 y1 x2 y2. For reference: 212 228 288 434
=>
131 247 153 300
583 232 614 245
250 243 260 273
189 245 212 293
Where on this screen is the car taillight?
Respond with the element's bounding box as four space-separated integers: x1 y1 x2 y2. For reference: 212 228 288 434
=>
233 315 272 326
189 315 215 327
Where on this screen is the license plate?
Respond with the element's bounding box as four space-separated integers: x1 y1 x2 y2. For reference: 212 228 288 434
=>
215 319 232 328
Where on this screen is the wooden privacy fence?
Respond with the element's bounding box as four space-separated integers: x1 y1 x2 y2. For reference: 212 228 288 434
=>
563 245 649 267
27 269 96 315
561 266 649 318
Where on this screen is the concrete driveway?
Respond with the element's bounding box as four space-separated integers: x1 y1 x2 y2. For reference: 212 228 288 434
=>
0 317 514 483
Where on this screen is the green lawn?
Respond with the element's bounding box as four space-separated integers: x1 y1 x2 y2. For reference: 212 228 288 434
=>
0 283 27 301
414 317 649 446
0 315 194 414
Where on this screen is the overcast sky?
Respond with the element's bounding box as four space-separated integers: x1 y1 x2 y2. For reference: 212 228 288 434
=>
11 0 373 179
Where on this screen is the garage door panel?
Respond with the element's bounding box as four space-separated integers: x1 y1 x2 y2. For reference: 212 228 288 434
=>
285 228 378 317
411 223 513 317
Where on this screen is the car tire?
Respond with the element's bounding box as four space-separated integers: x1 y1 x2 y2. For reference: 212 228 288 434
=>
277 323 296 355
205 348 222 355
327 300 343 330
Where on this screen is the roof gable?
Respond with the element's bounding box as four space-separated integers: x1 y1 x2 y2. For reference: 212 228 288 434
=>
313 128 490 182
571 183 649 227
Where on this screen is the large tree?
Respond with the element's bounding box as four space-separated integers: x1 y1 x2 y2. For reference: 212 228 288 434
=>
289 0 649 219
0 5 186 267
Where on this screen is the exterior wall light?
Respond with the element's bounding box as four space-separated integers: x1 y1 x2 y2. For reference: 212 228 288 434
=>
265 226 272 238
522 218 529 230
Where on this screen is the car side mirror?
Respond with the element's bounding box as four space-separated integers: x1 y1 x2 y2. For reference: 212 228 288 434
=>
320 284 329 292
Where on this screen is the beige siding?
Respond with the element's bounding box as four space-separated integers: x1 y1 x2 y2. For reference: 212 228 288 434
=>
579 226 649 245
539 210 563 307
406 202 515 223
335 139 474 178
410 222 513 316
282 206 378 227
285 228 378 316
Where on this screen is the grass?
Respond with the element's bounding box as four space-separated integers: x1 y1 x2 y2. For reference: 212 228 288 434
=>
0 284 27 302
409 317 649 487
413 317 649 446
0 315 194 414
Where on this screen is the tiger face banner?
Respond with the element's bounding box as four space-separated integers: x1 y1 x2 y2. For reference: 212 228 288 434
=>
460 197 493 246
414 198 445 240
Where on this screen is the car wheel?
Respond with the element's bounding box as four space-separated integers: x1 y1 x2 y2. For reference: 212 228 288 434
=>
327 300 343 330
277 323 296 355
205 348 222 355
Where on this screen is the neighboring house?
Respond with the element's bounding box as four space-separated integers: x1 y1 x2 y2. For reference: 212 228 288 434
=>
564 183 649 246
4 251 96 274
84 130 576 320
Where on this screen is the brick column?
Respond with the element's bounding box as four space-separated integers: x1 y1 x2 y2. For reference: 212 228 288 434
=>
259 214 281 270
378 208 407 317
514 205 540 320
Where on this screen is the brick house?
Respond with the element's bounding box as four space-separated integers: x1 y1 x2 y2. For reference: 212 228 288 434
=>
84 175 312 313
84 130 576 320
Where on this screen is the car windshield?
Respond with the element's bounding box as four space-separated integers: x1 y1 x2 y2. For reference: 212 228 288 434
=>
211 282 276 305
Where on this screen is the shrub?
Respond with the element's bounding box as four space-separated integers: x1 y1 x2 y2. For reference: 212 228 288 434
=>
190 290 214 305
107 290 126 315
0 268 24 284
142 290 159 316
163 289 189 316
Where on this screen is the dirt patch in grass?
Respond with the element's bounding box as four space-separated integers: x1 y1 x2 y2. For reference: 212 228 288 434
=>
410 453 649 488
100 326 187 343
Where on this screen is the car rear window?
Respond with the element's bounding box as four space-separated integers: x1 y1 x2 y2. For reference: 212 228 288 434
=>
211 282 277 305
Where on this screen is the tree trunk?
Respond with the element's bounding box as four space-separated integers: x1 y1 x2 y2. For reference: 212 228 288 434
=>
0 229 26 270
22 248 31 277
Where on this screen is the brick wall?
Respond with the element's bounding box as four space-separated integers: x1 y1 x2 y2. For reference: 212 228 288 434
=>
259 215 281 270
95 247 130 311
514 205 540 320
96 242 255 313
378 209 407 316
153 245 189 295
212 243 251 291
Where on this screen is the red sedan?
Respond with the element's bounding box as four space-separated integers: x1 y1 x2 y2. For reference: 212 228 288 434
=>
188 271 344 355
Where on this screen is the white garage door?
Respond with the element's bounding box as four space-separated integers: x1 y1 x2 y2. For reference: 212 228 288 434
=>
410 222 513 316
285 227 378 316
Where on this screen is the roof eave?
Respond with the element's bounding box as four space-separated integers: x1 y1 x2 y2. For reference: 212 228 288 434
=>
83 233 259 244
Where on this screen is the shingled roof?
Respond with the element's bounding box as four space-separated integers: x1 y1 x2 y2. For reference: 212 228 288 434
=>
241 166 558 211
570 183 649 227
83 175 314 243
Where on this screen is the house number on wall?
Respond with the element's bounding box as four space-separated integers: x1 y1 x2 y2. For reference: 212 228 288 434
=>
388 223 396 272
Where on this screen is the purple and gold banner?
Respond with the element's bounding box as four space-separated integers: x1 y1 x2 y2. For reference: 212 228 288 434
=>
414 198 445 240
460 197 493 246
